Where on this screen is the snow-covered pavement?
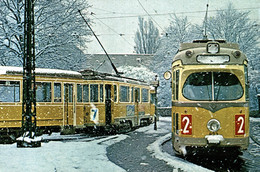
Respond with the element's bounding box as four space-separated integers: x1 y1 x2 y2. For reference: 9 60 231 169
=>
0 116 258 171
0 135 128 172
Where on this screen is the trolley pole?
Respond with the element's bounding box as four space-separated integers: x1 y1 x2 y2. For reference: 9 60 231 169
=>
17 0 41 147
151 75 159 130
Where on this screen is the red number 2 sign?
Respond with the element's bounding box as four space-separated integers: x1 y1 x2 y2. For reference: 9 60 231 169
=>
181 115 192 135
235 115 245 135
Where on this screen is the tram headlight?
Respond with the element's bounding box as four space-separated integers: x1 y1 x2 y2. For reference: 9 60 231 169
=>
232 50 241 58
185 50 193 57
207 119 220 132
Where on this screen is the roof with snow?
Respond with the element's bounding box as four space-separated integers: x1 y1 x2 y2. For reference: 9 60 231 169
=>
0 66 149 85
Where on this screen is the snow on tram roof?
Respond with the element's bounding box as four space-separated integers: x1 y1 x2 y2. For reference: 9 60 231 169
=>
0 66 81 76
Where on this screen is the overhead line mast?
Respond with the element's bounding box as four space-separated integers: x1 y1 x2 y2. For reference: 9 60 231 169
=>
17 0 40 148
78 10 123 76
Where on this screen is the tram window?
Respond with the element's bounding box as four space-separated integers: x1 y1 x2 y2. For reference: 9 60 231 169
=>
176 70 179 100
120 86 130 102
0 81 20 102
100 84 104 102
36 82 51 102
135 88 140 102
54 83 61 102
64 84 73 102
172 71 176 100
150 93 155 104
114 85 117 102
90 84 98 102
244 65 249 101
183 72 243 101
131 87 134 102
77 84 83 102
183 72 212 101
214 72 243 100
83 85 89 102
142 88 149 102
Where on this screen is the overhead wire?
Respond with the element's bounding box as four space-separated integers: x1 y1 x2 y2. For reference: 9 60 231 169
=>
90 13 135 47
136 0 166 33
91 7 260 20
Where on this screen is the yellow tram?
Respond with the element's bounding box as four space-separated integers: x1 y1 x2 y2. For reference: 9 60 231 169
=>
164 40 249 156
0 66 155 140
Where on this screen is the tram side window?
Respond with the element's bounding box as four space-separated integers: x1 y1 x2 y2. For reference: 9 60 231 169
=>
120 86 130 102
77 84 83 102
142 88 149 102
83 85 89 102
131 87 134 102
0 81 20 102
36 82 51 102
100 84 104 102
114 85 117 102
150 93 155 104
172 71 176 100
54 83 61 102
90 84 98 102
135 88 140 102
244 65 249 101
176 70 179 100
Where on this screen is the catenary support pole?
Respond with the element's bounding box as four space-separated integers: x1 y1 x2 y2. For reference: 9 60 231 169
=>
17 0 41 148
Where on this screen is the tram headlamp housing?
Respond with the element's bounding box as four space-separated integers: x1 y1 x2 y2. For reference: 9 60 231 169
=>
185 50 193 57
207 119 221 132
207 43 219 54
232 50 241 58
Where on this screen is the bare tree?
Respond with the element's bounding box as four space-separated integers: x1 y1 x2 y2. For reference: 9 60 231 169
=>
0 0 91 70
153 15 194 106
134 17 160 54
206 3 260 54
205 3 260 110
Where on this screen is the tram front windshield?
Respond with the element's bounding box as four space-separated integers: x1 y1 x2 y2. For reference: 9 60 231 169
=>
183 72 243 101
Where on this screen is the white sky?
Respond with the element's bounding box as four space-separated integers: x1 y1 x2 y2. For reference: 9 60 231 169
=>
85 0 260 54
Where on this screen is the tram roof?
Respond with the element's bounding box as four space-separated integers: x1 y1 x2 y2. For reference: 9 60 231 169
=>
174 40 247 65
0 66 82 78
80 69 148 85
0 66 148 85
179 40 240 51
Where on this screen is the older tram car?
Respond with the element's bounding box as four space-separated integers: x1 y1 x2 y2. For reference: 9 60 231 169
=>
0 67 155 140
164 40 249 156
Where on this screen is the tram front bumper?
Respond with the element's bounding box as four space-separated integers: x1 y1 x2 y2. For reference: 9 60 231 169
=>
175 135 249 150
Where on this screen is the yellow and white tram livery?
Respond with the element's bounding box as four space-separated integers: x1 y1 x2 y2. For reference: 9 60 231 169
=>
164 40 249 156
0 67 155 140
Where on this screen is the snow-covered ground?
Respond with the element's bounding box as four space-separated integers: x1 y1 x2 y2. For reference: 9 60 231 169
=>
1 116 258 172
0 135 128 172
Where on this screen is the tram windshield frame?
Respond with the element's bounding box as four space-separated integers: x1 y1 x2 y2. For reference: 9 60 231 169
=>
182 72 243 101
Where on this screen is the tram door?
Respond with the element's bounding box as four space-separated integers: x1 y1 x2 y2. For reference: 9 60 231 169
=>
105 85 112 125
64 84 74 126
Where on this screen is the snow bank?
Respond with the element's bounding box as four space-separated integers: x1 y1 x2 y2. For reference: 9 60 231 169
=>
0 135 128 172
147 133 212 172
